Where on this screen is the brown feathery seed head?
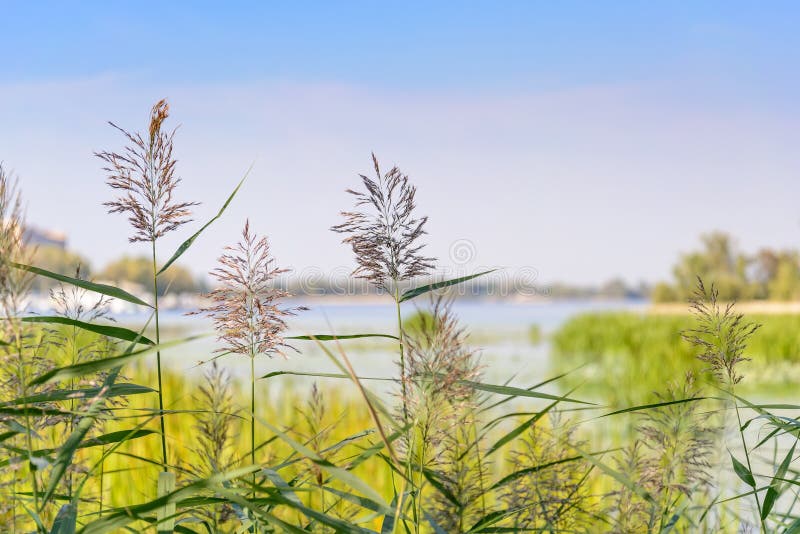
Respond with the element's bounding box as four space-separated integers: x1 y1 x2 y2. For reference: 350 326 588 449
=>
332 153 435 292
193 220 306 358
96 99 198 243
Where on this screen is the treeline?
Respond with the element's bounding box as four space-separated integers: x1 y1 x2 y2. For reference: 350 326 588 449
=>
653 231 800 302
31 245 205 295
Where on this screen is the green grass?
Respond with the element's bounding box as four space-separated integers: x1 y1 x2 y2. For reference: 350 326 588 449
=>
551 312 800 406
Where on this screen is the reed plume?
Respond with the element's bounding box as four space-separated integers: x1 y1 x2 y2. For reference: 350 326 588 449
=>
684 279 764 529
636 372 716 531
401 297 484 530
683 278 759 386
609 442 649 533
195 220 304 526
48 270 121 503
332 153 434 292
187 361 238 529
96 99 197 243
502 414 593 532
197 220 304 358
97 99 197 473
0 164 46 519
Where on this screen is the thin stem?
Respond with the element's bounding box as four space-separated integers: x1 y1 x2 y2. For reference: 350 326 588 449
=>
394 284 408 422
99 445 105 517
733 388 765 531
18 334 40 515
251 354 256 480
251 354 259 534
152 239 168 471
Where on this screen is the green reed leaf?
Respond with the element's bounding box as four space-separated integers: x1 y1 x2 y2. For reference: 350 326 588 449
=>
257 415 393 513
600 397 706 417
5 383 154 405
572 444 653 503
399 269 496 303
288 333 399 341
29 335 203 386
79 465 261 533
42 367 121 506
49 504 76 534
486 397 562 457
730 452 756 488
489 455 585 490
261 370 391 381
12 262 152 308
158 168 250 276
763 442 796 519
21 316 154 345
459 379 594 405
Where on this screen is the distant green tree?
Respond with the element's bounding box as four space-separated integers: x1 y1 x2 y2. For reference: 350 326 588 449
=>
29 245 91 292
669 232 752 301
651 282 678 303
99 255 200 295
767 252 800 301
655 232 800 302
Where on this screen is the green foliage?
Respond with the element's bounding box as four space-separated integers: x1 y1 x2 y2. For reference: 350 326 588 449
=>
654 231 800 302
99 255 202 295
552 311 800 405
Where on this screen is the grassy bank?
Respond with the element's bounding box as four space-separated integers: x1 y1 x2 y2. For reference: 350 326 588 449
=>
552 311 800 405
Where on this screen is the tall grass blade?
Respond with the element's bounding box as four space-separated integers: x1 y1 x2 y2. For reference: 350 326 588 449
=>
42 367 121 505
30 336 203 385
49 504 77 534
763 442 796 519
459 379 594 405
258 415 393 512
157 169 250 275
5 384 154 405
399 270 496 303
288 333 398 341
730 452 756 487
21 316 155 345
12 262 152 308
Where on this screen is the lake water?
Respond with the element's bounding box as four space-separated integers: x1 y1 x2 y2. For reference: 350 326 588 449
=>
139 298 648 396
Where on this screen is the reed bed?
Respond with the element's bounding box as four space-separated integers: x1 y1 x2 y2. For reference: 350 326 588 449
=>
1 101 800 533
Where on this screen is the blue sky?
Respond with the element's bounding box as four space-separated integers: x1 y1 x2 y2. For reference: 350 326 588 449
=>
2 2 800 285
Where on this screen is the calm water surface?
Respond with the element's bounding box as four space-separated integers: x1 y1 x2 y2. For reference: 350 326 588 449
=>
130 298 648 395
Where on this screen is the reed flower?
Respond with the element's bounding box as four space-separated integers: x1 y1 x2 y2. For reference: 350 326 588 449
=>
503 414 593 531
609 442 649 533
638 375 715 498
633 373 717 531
402 298 480 428
0 165 33 324
683 278 759 385
196 220 304 358
401 298 486 529
187 361 238 528
0 164 51 519
96 99 197 243
194 220 304 526
332 153 434 292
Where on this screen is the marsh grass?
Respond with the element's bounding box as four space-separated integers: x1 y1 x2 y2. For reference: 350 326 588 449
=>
3 102 800 533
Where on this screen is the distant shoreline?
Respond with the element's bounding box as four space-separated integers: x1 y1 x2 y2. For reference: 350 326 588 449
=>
650 300 800 315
